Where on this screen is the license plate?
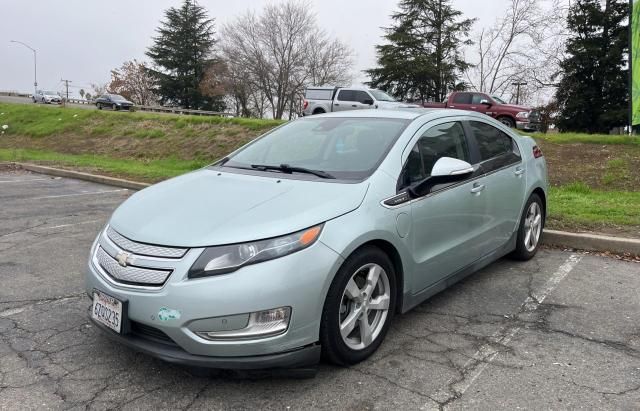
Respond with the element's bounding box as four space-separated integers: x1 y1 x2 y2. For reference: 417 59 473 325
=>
92 291 123 333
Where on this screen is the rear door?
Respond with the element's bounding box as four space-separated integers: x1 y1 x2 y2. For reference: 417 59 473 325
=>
466 120 526 251
334 90 373 112
401 120 489 292
448 92 473 110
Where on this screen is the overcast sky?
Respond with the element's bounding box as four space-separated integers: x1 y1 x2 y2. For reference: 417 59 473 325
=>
0 0 508 96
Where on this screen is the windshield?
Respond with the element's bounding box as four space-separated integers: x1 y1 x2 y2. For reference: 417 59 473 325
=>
223 117 410 180
491 95 507 104
110 95 127 101
369 90 397 102
45 91 58 95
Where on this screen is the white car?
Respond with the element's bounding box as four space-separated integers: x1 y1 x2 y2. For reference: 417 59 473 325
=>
33 90 62 104
302 87 419 116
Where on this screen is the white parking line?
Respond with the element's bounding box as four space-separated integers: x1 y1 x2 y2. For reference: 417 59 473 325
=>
437 254 583 406
30 189 128 200
0 178 54 183
36 219 103 230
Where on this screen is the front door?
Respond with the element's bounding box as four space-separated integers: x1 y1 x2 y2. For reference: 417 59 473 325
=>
400 120 489 293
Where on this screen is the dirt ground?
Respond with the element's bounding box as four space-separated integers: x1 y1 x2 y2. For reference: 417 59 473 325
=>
538 140 640 191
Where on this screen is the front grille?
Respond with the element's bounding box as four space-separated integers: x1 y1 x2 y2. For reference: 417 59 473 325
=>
96 246 171 286
106 226 187 259
130 321 178 346
528 110 541 122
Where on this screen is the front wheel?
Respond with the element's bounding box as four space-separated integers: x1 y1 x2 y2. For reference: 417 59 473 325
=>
498 116 516 128
320 246 396 365
112 104 118 111
97 103 102 110
512 193 544 260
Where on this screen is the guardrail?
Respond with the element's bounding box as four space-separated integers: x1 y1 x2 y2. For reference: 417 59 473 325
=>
0 91 235 117
136 105 234 117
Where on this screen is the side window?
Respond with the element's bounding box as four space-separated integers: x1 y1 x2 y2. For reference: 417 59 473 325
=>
353 91 372 104
452 93 472 104
469 121 518 161
399 122 469 189
471 94 489 104
337 90 355 101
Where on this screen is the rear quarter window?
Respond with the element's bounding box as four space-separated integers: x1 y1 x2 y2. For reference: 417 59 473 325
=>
305 89 333 100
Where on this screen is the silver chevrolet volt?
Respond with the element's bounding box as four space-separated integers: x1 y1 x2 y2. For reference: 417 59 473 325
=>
86 109 547 369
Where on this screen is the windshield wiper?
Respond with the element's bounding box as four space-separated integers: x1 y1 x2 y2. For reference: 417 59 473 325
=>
250 164 336 179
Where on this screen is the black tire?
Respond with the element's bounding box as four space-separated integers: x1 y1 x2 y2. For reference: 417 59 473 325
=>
320 246 396 365
511 193 544 261
113 104 118 111
312 109 326 115
97 103 102 110
498 116 516 129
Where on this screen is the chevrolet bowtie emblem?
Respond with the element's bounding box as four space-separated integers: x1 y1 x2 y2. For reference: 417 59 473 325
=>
116 251 132 267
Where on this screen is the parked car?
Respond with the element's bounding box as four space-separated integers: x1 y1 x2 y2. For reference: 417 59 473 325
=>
33 90 61 104
423 92 542 131
86 109 547 370
302 87 419 116
95 94 135 111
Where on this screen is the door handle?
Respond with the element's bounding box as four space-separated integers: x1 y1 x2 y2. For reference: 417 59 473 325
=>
352 105 357 107
334 103 340 106
515 167 525 176
470 183 485 194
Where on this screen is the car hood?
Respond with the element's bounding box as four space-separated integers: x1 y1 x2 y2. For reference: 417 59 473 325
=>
109 168 369 247
115 100 133 105
498 103 531 112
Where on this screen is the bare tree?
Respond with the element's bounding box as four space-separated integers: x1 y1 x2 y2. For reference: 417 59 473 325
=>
90 83 108 98
221 0 352 119
108 60 158 106
465 0 569 104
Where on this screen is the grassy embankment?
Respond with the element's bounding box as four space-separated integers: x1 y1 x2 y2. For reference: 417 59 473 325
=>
0 103 638 236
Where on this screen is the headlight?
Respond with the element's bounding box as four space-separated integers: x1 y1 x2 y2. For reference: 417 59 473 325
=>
516 111 530 119
188 224 324 278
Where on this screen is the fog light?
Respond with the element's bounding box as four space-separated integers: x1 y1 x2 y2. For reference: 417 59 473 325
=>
196 307 291 341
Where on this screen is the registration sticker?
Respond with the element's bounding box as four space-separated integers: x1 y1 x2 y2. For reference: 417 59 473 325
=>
92 291 123 333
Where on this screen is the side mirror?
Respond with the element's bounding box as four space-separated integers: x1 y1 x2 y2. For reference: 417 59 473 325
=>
431 157 474 177
408 157 474 198
363 98 374 105
480 99 492 106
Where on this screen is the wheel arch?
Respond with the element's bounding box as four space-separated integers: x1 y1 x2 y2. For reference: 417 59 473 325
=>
531 186 547 226
497 114 516 124
312 107 326 115
346 239 405 314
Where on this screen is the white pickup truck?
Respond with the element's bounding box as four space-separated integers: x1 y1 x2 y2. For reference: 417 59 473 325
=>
302 86 418 116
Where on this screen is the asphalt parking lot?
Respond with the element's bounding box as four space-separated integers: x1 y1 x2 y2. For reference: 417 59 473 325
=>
0 168 638 410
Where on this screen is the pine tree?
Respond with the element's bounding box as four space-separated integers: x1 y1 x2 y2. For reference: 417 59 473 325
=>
555 0 628 133
146 0 224 110
365 0 474 103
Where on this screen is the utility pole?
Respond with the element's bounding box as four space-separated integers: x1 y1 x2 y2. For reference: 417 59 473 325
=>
61 78 72 102
512 81 528 105
10 40 37 97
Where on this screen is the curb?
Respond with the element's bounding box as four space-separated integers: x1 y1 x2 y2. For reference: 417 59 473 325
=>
542 230 640 256
11 162 640 256
16 163 150 190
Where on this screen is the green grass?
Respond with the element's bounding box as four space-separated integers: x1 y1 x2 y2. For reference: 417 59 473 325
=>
602 158 630 186
0 148 205 181
0 103 283 139
529 131 640 145
549 185 640 228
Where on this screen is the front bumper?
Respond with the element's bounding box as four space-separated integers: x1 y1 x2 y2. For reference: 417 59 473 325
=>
85 235 343 368
91 318 321 369
516 120 541 131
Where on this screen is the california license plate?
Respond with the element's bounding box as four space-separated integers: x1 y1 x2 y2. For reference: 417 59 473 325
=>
92 291 123 333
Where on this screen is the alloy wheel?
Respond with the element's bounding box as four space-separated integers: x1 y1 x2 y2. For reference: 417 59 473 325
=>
338 263 391 350
524 202 542 252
